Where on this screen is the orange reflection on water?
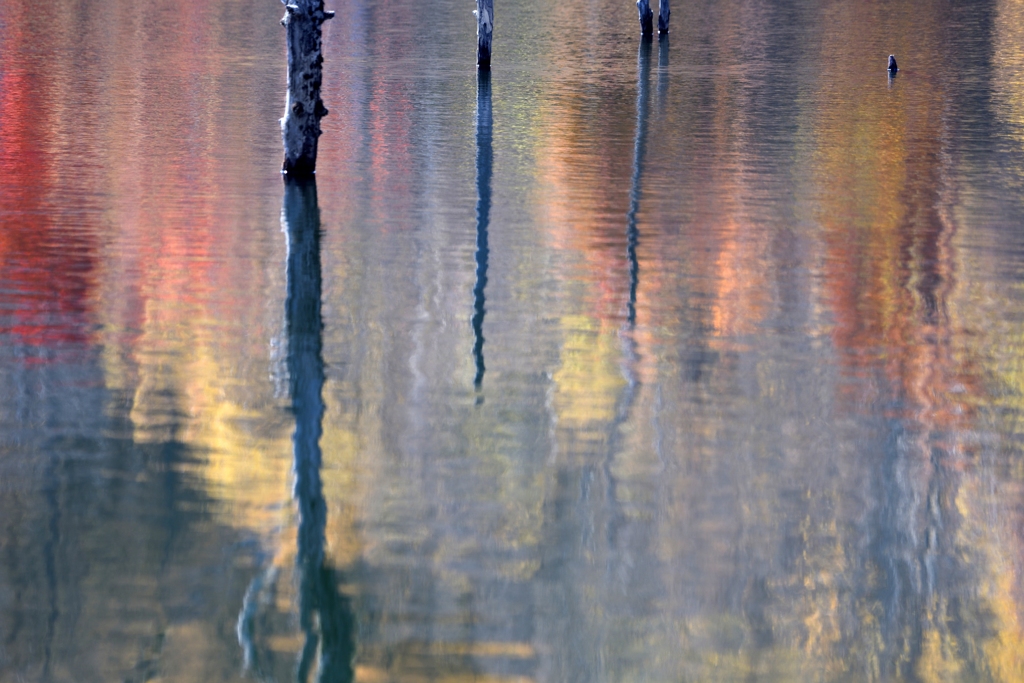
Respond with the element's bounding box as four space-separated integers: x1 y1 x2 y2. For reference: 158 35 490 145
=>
808 2 1024 677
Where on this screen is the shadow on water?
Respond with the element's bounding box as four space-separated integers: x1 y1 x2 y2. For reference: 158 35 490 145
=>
472 70 493 395
238 178 355 683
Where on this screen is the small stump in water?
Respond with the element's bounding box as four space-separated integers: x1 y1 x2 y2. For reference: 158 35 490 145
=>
637 0 654 36
476 0 493 68
281 0 334 177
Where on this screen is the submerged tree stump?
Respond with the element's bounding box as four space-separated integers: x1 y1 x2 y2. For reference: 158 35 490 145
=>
476 0 493 68
281 0 334 176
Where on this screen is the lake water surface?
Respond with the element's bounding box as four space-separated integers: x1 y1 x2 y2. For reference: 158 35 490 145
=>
4 0 1024 681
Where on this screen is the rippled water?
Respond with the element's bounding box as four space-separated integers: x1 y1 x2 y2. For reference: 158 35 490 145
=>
4 0 1024 681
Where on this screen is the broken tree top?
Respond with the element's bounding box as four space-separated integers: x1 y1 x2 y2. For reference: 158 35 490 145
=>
281 0 334 177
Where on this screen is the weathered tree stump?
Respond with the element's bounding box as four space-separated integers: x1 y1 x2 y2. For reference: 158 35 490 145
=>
476 0 493 68
658 0 670 34
636 0 654 37
281 0 334 177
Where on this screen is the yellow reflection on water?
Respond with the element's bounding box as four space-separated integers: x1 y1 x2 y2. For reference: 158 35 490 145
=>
551 315 625 428
11 0 1024 680
995 0 1024 141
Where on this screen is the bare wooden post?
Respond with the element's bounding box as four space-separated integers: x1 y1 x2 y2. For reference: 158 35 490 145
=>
476 0 493 68
658 0 670 34
636 0 654 37
281 0 335 177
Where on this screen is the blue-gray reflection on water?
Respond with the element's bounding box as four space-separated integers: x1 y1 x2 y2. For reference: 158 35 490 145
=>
473 70 492 392
4 0 1024 681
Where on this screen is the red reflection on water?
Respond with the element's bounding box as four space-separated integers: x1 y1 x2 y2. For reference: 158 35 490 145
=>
0 46 96 356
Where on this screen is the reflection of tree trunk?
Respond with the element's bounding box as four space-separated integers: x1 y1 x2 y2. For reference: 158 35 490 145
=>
627 38 651 327
473 71 493 391
657 34 669 109
285 179 326 576
281 0 334 176
284 178 332 677
547 36 661 679
283 178 356 683
234 179 357 682
604 31 653 579
42 458 61 680
476 0 493 68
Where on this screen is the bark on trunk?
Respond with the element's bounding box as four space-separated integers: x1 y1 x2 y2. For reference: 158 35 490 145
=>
281 0 334 177
476 0 493 68
636 0 654 37
658 0 670 34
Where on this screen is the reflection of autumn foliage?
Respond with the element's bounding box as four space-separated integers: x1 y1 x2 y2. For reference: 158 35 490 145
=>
6 0 1024 679
809 2 1024 679
814 0 978 428
528 0 1024 677
534 71 771 348
0 0 325 679
0 15 96 353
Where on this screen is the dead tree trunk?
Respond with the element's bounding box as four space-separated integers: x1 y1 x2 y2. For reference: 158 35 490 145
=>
281 0 334 177
636 0 654 36
658 0 670 33
476 0 493 68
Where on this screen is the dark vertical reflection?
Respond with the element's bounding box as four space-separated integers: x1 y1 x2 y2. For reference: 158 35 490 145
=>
598 34 658 589
285 177 327 586
657 34 669 111
626 37 652 328
609 27 657 583
41 457 61 681
284 178 356 682
472 70 493 391
285 178 355 683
